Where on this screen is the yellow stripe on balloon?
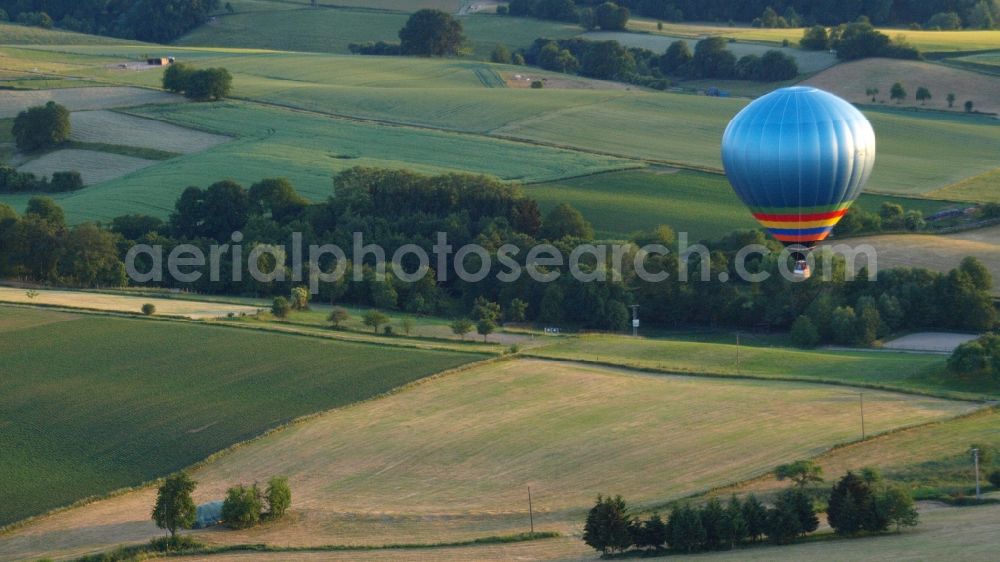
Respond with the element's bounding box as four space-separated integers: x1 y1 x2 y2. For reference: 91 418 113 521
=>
755 217 844 229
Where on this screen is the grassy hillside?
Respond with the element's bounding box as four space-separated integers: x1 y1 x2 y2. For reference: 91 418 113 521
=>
0 22 142 45
178 4 579 60
525 335 998 399
0 306 482 527
0 359 974 560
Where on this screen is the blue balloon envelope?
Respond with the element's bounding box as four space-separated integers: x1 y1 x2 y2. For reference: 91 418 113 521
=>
721 86 876 245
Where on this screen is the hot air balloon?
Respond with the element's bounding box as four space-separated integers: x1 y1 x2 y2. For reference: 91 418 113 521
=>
721 86 876 279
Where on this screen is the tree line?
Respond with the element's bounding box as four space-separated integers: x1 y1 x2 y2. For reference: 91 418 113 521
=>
1 168 995 341
609 1 998 28
584 463 918 555
800 18 921 60
152 472 291 539
1 101 84 194
0 0 220 42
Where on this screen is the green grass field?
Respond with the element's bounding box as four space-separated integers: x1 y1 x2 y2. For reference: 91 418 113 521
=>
0 100 634 222
177 4 579 60
0 358 975 560
528 169 957 240
0 22 142 45
0 306 482 527
526 334 999 400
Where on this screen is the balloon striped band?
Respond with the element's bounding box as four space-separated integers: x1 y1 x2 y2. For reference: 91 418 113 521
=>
749 203 851 243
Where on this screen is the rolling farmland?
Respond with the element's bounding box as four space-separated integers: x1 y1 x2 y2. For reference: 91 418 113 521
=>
0 86 183 118
0 306 482 527
69 111 230 154
803 58 1000 115
0 359 975 560
15 148 157 185
177 6 580 60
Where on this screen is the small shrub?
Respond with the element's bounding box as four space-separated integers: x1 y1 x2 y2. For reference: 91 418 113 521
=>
531 80 544 89
265 476 291 520
222 484 263 529
990 470 1000 489
271 296 291 319
141 303 156 316
383 325 394 336
509 344 521 354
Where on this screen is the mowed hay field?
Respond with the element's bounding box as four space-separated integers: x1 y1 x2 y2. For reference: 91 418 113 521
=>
0 22 141 46
724 407 1000 500
524 335 990 398
0 287 260 318
0 306 482 527
69 111 230 154
0 359 975 560
16 149 156 185
803 58 1000 115
836 225 1000 296
0 87 183 118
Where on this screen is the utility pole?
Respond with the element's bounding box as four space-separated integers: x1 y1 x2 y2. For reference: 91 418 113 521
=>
859 393 866 440
528 486 534 535
972 448 981 500
629 305 640 337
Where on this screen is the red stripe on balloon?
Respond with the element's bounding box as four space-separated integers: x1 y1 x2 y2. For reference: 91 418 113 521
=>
770 231 834 243
752 209 848 222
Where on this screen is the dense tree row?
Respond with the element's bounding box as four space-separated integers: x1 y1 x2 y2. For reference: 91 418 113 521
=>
162 64 233 101
1 169 995 340
800 19 921 60
583 467 917 555
0 1 220 42
523 35 798 85
0 167 82 193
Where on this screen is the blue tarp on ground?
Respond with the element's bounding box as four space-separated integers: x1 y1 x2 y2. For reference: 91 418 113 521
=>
194 501 223 529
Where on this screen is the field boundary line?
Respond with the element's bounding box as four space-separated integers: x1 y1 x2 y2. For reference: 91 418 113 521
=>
522 355 993 402
0 350 505 538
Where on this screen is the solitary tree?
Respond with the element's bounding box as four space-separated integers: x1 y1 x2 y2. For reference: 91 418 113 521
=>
946 92 956 107
476 318 496 342
142 303 157 316
362 309 389 333
965 100 974 112
490 43 511 63
876 485 918 532
264 476 291 520
399 9 466 56
152 473 197 538
450 318 473 340
915 86 931 104
865 86 879 102
399 317 414 336
327 306 349 328
290 286 310 310
890 82 906 103
271 296 291 319
13 101 71 152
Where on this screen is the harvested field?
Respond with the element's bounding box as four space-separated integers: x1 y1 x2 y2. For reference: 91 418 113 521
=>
0 87 183 118
16 149 156 185
0 359 974 560
69 111 230 154
883 333 980 353
928 168 1000 203
0 287 260 319
803 58 1000 115
834 225 1000 296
